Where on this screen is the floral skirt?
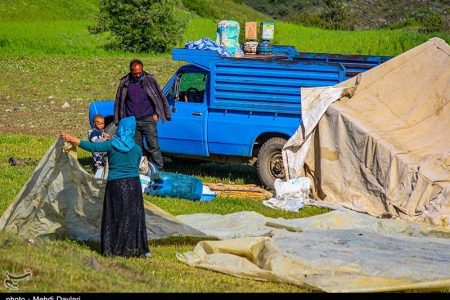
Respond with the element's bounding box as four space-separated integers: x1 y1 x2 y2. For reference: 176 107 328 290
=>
102 177 149 257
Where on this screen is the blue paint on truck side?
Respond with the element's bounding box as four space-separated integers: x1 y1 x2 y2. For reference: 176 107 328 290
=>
89 46 390 188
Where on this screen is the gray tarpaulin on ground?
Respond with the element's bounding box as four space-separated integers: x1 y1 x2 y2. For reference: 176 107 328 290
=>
176 210 450 292
0 138 206 241
283 37 450 227
0 136 449 292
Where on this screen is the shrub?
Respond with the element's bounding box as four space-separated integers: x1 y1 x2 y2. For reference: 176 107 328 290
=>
89 0 187 53
321 0 355 30
417 11 444 33
287 0 355 31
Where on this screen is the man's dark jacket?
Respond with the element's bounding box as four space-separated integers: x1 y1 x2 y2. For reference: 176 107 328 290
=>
114 72 171 125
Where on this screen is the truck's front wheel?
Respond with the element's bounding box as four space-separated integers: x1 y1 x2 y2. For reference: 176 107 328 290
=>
256 137 287 190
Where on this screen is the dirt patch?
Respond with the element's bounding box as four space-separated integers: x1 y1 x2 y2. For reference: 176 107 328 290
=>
0 55 182 138
0 98 90 137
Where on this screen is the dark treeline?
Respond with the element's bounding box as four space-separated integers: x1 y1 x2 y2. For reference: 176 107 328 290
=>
241 0 449 32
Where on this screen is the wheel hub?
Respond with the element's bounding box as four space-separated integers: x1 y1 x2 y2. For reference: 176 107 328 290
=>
270 153 285 179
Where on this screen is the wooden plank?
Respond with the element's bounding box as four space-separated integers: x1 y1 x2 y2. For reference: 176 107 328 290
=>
204 183 273 200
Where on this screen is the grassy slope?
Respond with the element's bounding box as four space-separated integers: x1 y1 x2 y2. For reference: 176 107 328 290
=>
182 0 268 21
0 0 98 20
0 231 308 292
0 55 182 139
0 0 447 293
0 0 108 56
1 0 448 56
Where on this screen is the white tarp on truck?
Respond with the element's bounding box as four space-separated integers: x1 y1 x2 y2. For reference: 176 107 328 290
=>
283 37 450 227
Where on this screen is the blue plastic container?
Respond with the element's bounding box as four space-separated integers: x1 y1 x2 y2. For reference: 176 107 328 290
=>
145 172 204 201
256 40 273 55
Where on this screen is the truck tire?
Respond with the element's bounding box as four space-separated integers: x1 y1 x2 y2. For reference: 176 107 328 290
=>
256 137 287 190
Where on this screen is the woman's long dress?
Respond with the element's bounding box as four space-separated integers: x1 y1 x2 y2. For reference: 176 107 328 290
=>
101 177 149 257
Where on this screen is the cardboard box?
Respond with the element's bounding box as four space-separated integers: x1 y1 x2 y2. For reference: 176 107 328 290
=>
245 22 257 40
261 21 274 41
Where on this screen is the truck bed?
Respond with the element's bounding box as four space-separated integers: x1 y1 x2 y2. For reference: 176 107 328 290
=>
173 47 390 115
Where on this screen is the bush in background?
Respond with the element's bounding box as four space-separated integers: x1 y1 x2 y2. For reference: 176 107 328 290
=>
89 0 187 53
320 0 354 30
416 10 445 33
287 0 355 30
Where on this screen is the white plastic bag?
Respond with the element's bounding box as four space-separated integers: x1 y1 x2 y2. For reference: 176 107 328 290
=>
263 177 311 212
94 167 105 179
139 174 151 193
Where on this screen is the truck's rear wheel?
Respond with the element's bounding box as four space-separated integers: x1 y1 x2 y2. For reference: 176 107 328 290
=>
256 137 287 190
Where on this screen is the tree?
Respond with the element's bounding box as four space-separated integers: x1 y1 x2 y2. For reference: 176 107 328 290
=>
89 0 187 53
321 0 354 30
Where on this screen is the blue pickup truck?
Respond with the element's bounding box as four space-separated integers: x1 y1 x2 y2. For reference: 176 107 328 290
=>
89 46 390 189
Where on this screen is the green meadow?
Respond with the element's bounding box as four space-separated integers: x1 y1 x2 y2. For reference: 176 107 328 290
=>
0 0 448 57
0 0 448 293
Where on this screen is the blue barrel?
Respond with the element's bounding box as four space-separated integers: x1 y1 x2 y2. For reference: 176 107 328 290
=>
145 172 203 200
256 40 273 55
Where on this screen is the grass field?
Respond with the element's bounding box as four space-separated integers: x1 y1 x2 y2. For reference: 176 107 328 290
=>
1 16 448 57
0 133 328 292
1 0 448 57
0 0 448 293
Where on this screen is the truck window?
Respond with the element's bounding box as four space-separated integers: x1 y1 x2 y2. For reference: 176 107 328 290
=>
179 73 207 103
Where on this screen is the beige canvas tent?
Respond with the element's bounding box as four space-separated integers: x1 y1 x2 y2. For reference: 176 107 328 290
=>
283 37 450 227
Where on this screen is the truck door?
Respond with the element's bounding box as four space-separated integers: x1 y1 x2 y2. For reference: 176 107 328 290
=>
159 71 209 156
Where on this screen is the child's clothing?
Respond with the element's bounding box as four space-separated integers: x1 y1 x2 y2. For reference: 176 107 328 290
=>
89 128 107 173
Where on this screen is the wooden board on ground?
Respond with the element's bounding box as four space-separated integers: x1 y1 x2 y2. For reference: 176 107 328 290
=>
204 183 273 200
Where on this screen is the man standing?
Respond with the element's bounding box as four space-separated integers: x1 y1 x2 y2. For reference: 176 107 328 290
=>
114 59 171 170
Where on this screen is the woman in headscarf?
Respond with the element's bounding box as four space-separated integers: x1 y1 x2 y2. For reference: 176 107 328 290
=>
60 116 150 258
